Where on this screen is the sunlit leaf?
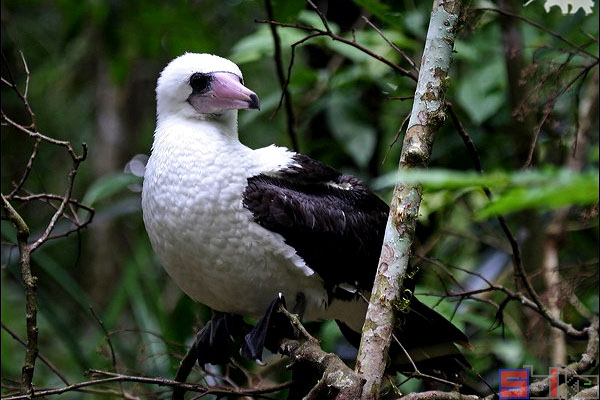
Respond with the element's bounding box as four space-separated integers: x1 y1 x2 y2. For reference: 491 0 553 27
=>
374 168 599 218
477 173 599 219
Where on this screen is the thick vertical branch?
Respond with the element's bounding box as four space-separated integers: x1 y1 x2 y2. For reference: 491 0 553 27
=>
355 1 462 398
1 195 37 395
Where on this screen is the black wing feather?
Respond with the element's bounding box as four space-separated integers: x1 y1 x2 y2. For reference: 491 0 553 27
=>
243 154 388 297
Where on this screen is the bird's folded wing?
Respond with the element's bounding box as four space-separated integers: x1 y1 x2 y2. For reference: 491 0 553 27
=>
243 154 389 298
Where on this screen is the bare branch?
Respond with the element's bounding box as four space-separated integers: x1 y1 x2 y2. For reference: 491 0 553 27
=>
7 139 40 199
1 322 69 386
1 52 93 397
264 0 299 152
255 20 418 81
469 7 599 60
0 369 293 400
306 0 332 34
399 391 483 400
361 16 418 73
447 103 589 338
89 306 125 398
1 194 36 396
356 2 463 398
523 62 597 168
382 113 410 165
276 303 364 400
0 111 87 163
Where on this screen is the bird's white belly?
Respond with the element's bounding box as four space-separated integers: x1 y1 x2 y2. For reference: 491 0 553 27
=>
142 143 326 318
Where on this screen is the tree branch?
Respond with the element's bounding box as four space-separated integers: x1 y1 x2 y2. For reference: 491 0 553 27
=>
275 305 364 400
255 20 417 82
0 369 293 400
356 2 463 398
447 102 588 339
1 322 69 387
1 52 94 397
1 194 37 396
469 7 598 60
264 0 299 152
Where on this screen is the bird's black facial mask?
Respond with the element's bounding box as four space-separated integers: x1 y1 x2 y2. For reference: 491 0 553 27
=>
187 71 260 114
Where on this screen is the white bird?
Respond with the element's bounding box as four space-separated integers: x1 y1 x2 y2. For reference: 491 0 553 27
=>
142 53 469 370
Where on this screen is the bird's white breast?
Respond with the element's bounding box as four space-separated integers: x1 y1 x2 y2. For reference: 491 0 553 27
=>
141 117 327 318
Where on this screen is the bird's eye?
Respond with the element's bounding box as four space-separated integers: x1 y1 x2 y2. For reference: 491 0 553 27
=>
190 73 211 93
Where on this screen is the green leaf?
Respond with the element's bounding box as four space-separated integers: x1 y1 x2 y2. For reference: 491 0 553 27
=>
82 173 141 206
456 58 506 124
326 91 376 168
272 0 305 23
373 168 509 190
476 172 599 219
352 0 404 29
230 25 306 65
373 168 599 218
33 251 93 312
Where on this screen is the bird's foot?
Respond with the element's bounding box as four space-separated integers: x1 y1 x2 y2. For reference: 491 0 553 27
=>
241 293 295 362
194 313 244 365
173 313 246 400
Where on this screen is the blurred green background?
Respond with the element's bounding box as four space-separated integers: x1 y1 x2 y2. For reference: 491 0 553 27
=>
1 0 598 398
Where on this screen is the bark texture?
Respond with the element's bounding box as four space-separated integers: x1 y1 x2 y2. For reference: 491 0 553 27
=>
355 1 463 398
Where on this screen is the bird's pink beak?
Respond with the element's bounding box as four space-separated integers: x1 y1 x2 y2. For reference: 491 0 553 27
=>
210 72 260 110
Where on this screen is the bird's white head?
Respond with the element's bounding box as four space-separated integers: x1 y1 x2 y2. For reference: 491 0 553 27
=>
156 53 259 132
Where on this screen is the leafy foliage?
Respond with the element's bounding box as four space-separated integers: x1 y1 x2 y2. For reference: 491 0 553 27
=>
375 167 599 218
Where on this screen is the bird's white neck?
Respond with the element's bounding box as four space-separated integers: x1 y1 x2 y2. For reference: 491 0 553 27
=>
157 109 239 140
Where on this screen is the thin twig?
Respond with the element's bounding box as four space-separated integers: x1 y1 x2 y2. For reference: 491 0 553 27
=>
264 0 299 152
447 102 587 338
390 333 460 389
7 139 40 199
1 50 36 128
523 62 597 168
1 53 93 397
306 0 331 34
361 16 418 72
470 7 599 60
256 20 418 81
0 369 294 400
381 113 410 165
89 306 125 398
28 145 88 252
389 95 414 101
269 31 321 120
1 112 86 163
1 322 70 386
12 193 94 241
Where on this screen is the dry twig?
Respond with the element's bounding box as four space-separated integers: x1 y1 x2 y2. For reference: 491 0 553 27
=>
1 52 94 396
